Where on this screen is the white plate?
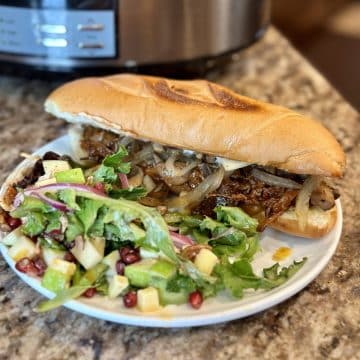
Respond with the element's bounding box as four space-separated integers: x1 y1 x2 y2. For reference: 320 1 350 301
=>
0 136 342 327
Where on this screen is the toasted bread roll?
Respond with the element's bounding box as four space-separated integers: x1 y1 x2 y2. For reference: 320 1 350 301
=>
45 74 345 177
270 206 337 238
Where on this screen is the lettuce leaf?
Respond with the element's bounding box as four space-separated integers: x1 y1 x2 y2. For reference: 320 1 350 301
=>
75 198 103 234
109 187 147 201
58 189 80 211
215 206 258 235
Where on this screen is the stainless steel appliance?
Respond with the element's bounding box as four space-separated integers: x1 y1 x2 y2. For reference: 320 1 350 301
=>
0 0 270 75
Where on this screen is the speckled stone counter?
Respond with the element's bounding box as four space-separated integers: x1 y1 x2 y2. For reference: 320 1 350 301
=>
0 28 359 360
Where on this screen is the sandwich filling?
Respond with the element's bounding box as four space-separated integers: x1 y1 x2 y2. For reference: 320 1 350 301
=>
77 126 338 231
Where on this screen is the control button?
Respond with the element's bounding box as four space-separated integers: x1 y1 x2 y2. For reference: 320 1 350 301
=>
41 38 68 48
39 24 67 34
78 42 104 49
77 24 104 31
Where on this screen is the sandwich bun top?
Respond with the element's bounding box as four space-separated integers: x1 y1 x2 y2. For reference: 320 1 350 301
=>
45 74 345 177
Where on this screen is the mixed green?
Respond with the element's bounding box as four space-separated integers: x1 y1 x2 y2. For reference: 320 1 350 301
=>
2 146 306 312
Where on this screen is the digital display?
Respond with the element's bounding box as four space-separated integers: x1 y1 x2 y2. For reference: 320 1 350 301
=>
0 4 117 58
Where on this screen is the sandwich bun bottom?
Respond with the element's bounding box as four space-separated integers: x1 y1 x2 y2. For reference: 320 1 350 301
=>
269 206 337 238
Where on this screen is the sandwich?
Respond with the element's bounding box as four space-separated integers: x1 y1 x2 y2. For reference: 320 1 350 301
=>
0 74 345 312
44 74 344 238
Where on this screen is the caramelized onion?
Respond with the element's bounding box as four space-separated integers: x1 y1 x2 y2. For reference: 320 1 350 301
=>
167 166 225 211
128 167 144 188
143 175 156 193
295 176 320 230
132 145 154 165
251 168 302 189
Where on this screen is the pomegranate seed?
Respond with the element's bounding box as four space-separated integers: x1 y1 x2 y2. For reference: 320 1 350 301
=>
120 247 140 265
119 246 131 259
94 182 105 193
83 288 96 298
189 290 203 309
115 260 125 275
63 252 76 263
15 258 38 276
6 215 21 230
33 256 47 276
123 291 137 308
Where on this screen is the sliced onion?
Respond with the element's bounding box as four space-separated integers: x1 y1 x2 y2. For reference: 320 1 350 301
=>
251 168 302 189
118 173 129 189
169 231 194 249
35 193 71 212
128 167 144 188
167 166 225 211
295 176 320 230
143 175 156 193
132 145 154 165
163 155 198 178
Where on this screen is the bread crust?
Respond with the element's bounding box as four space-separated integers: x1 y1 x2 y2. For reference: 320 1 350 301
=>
269 206 337 238
45 74 345 177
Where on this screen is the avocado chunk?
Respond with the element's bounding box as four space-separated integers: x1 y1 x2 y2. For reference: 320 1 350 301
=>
42 268 70 293
124 259 156 287
150 278 188 306
55 168 85 184
149 260 176 280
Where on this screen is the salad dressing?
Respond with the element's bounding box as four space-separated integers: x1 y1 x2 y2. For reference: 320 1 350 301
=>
272 247 292 261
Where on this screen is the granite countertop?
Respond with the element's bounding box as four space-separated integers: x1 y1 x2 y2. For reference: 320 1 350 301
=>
0 27 359 360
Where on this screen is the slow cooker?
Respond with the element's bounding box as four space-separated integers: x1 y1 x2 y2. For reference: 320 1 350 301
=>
0 0 270 76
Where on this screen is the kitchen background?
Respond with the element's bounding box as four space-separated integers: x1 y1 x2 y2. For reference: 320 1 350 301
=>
272 0 360 109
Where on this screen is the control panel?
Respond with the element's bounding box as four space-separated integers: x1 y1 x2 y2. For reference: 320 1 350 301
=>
0 5 116 58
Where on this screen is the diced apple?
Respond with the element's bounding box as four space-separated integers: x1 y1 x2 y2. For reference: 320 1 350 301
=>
194 248 219 275
43 160 71 177
42 268 70 293
2 228 23 246
71 237 105 269
51 258 76 277
42 247 66 267
103 250 121 276
137 287 161 312
55 168 85 184
108 275 129 298
8 235 37 262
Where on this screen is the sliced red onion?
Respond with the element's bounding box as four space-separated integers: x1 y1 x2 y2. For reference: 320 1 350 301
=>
13 192 24 208
118 173 129 189
251 168 302 189
169 230 194 249
16 183 107 211
36 193 70 212
24 183 107 197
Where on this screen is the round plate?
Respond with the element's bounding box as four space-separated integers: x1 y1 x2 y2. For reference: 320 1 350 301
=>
0 136 342 327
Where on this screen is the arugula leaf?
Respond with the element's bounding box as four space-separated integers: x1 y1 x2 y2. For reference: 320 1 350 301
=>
262 258 307 289
214 259 262 298
39 236 66 250
191 229 209 244
65 214 83 242
109 187 147 201
58 189 80 211
200 217 226 235
22 212 46 237
75 198 103 234
44 211 62 233
11 196 52 217
103 146 131 174
71 190 177 262
166 274 196 294
215 206 258 235
88 206 107 237
93 165 118 184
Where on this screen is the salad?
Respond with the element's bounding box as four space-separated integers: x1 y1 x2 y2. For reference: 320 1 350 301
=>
1 144 306 313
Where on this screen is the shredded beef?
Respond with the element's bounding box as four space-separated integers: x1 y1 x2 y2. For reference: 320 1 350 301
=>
193 167 299 230
80 126 120 161
16 159 44 189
